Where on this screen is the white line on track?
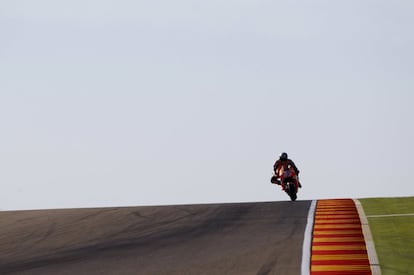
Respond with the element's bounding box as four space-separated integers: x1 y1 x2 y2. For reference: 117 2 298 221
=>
354 199 381 275
366 213 414 218
301 200 316 275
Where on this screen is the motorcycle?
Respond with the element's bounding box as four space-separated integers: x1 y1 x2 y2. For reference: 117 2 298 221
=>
270 166 299 201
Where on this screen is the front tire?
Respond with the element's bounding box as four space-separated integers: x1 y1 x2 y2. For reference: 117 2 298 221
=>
288 183 297 201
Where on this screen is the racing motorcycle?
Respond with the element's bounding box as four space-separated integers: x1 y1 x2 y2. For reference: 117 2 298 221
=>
270 166 299 201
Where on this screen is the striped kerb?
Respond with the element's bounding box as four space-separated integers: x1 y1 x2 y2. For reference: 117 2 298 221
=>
311 199 372 275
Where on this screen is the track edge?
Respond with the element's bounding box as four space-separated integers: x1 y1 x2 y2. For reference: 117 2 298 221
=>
353 199 381 275
301 200 317 275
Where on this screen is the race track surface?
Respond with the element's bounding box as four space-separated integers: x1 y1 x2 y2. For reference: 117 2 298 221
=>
0 201 312 275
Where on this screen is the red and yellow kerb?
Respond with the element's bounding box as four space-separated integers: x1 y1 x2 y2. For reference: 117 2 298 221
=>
311 199 372 275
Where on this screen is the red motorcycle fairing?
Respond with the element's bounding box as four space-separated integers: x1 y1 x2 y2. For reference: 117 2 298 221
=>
278 167 299 192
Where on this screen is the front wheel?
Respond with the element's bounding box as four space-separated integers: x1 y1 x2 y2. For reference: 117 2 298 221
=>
288 183 297 201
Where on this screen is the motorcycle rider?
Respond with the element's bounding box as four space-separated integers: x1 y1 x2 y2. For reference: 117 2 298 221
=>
272 152 302 188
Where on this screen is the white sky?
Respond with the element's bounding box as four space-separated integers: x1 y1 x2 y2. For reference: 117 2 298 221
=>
1 1 413 210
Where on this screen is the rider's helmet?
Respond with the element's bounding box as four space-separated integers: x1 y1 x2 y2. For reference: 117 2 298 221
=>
280 152 288 160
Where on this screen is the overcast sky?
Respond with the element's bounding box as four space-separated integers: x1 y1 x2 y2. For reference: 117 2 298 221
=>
1 1 413 210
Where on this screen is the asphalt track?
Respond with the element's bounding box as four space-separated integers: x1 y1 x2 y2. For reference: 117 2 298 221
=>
0 201 312 275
